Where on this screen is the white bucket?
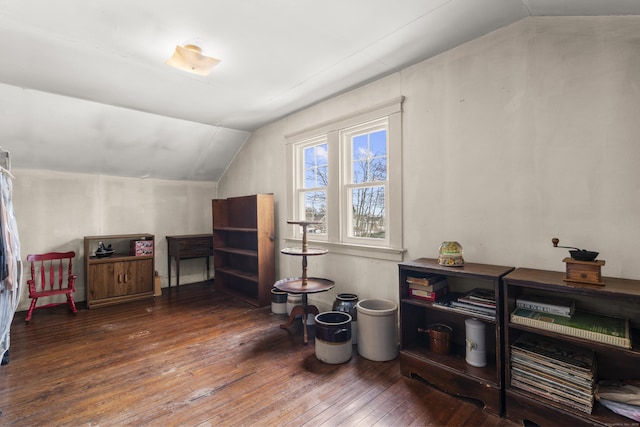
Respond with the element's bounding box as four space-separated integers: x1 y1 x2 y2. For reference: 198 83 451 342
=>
356 299 398 361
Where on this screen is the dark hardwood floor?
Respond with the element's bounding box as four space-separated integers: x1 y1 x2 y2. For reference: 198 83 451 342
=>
0 282 518 426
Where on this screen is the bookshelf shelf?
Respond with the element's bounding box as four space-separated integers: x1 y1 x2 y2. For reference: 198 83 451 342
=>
503 267 640 426
398 258 514 417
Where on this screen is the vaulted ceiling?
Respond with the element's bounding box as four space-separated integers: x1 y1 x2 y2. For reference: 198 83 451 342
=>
1 0 639 181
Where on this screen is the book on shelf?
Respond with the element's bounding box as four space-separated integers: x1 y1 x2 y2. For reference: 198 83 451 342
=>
406 274 445 286
510 333 596 414
458 288 496 308
511 369 593 406
434 293 495 320
511 378 594 414
516 294 575 318
511 332 596 373
406 276 448 292
510 307 631 349
450 300 496 316
408 285 449 301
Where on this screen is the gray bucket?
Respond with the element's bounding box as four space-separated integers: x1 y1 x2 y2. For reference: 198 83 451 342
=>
356 299 398 361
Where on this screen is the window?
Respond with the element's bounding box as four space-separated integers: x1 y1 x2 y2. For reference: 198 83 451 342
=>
286 97 404 261
343 121 388 241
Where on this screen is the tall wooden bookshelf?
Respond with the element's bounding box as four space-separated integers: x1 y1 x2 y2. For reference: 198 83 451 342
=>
212 194 275 307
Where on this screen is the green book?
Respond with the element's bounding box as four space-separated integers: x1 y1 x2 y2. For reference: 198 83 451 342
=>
511 307 631 349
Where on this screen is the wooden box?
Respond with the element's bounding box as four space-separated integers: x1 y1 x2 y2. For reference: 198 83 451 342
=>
563 257 605 285
130 239 154 256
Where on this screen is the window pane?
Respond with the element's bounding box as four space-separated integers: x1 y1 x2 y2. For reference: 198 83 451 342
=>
304 190 327 234
315 144 328 166
370 156 387 180
350 186 385 239
304 146 316 168
351 131 387 184
352 134 368 161
370 130 386 155
352 159 367 183
304 143 328 188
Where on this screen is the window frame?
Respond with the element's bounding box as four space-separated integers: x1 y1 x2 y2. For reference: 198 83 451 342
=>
285 97 404 261
340 118 389 246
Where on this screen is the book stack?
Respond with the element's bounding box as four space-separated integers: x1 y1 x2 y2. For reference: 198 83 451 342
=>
511 333 596 414
434 288 496 320
406 275 449 301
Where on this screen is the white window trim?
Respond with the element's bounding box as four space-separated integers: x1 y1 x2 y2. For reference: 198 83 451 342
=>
285 97 405 262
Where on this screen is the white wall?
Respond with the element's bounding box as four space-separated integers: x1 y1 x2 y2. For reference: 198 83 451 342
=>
218 16 640 310
12 169 217 311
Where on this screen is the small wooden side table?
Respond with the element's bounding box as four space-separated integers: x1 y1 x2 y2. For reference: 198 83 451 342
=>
166 234 214 289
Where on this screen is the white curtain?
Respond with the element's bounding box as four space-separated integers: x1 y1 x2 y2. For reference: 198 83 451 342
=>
0 151 21 365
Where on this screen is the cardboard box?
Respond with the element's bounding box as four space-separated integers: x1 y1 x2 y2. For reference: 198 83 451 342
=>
130 239 154 256
154 271 162 296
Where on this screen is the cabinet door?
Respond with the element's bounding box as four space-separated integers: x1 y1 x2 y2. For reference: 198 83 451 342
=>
88 259 153 301
124 259 153 294
87 262 119 300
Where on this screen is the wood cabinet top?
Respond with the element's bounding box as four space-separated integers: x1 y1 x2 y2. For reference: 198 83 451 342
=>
504 267 640 298
84 233 154 240
166 234 212 239
399 258 513 279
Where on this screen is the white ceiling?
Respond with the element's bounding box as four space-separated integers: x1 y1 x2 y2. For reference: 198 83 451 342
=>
1 0 639 181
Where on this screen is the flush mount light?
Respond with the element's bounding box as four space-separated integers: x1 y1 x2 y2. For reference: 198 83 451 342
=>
165 44 221 76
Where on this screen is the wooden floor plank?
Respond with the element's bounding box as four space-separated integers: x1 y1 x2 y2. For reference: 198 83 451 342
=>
0 282 517 426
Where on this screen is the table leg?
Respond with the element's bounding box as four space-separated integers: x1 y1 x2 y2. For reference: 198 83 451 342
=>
279 299 320 345
167 255 172 289
176 257 180 291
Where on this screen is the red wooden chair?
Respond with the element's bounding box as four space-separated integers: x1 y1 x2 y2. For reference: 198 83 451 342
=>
25 251 78 322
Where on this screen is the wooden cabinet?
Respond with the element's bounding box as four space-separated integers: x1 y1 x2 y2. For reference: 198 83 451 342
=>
503 268 640 426
212 194 274 307
84 234 155 308
398 258 514 416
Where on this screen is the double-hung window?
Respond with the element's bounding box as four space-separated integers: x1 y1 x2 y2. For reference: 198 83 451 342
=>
286 97 403 261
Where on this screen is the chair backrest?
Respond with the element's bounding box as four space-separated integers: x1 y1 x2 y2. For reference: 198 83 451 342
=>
27 251 77 294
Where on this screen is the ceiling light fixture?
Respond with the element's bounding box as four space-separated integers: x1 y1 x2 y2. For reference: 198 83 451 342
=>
165 44 221 76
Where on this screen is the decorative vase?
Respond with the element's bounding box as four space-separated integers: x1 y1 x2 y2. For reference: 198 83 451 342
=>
332 293 358 344
438 241 464 266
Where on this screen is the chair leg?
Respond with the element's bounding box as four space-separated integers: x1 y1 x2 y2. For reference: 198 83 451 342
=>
67 294 78 314
25 298 38 322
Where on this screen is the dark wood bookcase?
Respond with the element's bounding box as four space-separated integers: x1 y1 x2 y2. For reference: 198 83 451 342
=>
212 194 275 307
503 268 640 426
398 258 514 416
